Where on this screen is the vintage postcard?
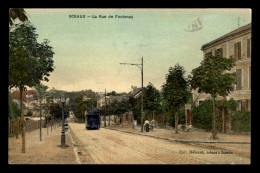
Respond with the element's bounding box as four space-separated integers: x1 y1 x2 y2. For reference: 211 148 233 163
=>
8 8 251 164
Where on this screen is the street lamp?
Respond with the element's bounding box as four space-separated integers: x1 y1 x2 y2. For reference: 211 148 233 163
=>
120 57 144 132
60 95 66 148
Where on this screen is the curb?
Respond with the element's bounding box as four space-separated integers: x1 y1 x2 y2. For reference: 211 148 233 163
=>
67 127 81 164
104 127 250 145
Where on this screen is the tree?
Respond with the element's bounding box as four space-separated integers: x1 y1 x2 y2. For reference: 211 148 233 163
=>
143 82 161 120
35 83 48 141
162 64 189 134
74 95 92 121
9 8 28 31
107 91 117 96
26 110 33 116
49 103 62 119
9 22 54 153
49 103 69 120
8 91 21 120
191 55 236 139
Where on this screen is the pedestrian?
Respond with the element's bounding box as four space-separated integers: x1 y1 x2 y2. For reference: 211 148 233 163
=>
150 119 156 131
144 120 150 132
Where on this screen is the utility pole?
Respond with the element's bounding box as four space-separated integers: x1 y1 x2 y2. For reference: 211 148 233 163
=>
108 91 110 126
120 57 144 132
104 89 107 127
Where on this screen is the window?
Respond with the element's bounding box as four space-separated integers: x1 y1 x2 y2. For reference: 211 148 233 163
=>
205 52 212 58
247 38 251 58
236 69 242 90
234 42 241 60
215 48 223 57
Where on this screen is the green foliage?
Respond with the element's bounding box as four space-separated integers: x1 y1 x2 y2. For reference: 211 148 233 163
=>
9 23 54 90
8 92 21 120
162 64 189 130
49 103 62 119
9 8 28 28
107 91 117 96
65 90 98 113
35 83 48 101
192 99 239 130
192 100 213 130
232 111 250 132
26 110 33 116
74 95 93 120
143 82 161 117
106 99 130 116
191 56 236 98
49 103 69 119
162 64 189 111
216 98 238 112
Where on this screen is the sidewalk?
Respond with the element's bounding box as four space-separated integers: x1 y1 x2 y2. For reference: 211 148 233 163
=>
8 125 78 164
104 125 251 144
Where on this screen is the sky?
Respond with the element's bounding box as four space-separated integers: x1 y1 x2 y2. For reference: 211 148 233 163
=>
21 8 251 93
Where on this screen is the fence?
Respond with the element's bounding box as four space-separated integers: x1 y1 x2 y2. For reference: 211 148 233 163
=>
8 118 62 137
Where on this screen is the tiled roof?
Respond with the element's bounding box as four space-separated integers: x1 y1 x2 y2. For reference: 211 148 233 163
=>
12 90 38 102
201 23 251 50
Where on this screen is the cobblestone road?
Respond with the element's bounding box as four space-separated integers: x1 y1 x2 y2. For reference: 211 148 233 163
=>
69 123 250 164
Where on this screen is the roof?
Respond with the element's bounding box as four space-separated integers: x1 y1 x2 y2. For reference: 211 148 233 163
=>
201 23 251 50
109 95 128 103
12 90 38 102
126 87 142 97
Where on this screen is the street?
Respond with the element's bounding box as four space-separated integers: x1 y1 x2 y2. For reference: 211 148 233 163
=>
68 123 250 164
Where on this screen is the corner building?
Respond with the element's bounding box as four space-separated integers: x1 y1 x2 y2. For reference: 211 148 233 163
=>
193 23 251 111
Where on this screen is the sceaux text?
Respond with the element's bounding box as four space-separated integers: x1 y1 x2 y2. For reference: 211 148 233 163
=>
69 14 133 19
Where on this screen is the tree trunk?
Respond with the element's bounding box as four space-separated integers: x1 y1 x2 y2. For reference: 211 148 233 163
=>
229 114 232 131
175 110 178 134
212 97 217 140
19 87 25 153
222 107 226 133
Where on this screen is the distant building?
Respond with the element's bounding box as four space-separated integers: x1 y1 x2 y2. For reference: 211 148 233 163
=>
96 86 143 109
126 86 143 98
193 23 251 111
12 90 38 103
97 95 128 109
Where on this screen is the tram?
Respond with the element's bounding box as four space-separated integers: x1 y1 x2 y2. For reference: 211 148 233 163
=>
86 110 101 130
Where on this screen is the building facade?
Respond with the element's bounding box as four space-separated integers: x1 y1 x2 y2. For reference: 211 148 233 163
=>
193 23 251 111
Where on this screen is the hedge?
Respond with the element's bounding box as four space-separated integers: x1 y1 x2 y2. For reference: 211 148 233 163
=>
232 110 251 132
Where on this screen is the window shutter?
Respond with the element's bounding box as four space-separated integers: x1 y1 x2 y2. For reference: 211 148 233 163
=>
238 42 241 60
242 37 247 59
236 69 242 90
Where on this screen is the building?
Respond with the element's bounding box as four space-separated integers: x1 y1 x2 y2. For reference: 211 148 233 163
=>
97 95 129 109
96 86 142 109
126 85 143 98
193 23 251 111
